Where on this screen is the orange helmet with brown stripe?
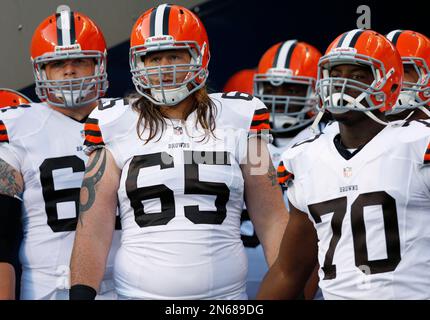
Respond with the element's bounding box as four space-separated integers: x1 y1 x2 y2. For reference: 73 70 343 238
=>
223 69 256 95
254 40 321 133
386 30 430 115
30 5 108 109
0 88 32 108
317 29 403 125
130 4 210 106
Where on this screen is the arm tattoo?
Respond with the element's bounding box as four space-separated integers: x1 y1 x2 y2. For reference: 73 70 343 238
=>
267 164 278 187
0 158 23 197
79 148 107 226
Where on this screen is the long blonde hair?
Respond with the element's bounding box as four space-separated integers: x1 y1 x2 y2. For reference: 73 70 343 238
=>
130 87 217 143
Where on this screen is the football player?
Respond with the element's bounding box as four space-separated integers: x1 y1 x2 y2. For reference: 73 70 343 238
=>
259 29 430 299
0 89 31 299
0 5 119 300
385 30 430 121
254 40 325 151
69 4 288 300
242 40 323 299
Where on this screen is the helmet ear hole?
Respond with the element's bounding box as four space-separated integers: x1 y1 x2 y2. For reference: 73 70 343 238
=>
391 84 399 93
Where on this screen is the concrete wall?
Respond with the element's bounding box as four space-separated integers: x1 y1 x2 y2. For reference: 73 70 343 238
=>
0 0 202 90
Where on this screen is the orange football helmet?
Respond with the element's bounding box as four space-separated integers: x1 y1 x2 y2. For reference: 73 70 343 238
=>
0 88 32 108
222 69 256 95
254 40 321 133
386 30 430 114
130 4 210 106
30 5 108 108
317 29 403 124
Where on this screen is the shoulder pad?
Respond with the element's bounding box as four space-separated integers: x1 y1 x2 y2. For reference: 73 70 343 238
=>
288 133 324 155
0 103 33 121
391 120 430 164
395 119 430 144
0 103 49 143
281 132 328 175
210 92 269 131
84 99 135 154
91 98 130 127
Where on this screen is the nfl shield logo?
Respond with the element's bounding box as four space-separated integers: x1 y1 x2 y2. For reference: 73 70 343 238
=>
343 167 352 177
173 126 183 135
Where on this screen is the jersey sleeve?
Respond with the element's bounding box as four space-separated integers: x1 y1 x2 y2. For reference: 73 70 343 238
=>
83 117 105 155
420 138 430 190
400 121 430 191
83 98 133 169
248 98 272 143
277 160 294 185
424 140 430 165
0 109 30 171
279 144 310 214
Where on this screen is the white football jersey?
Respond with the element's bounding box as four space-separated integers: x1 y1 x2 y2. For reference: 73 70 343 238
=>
281 120 430 299
84 92 270 299
0 102 120 300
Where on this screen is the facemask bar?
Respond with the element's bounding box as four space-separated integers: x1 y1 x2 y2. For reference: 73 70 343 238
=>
317 52 389 114
388 57 430 114
254 74 317 133
130 40 208 106
33 50 108 109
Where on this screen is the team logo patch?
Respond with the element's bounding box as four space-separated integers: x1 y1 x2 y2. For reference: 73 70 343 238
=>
173 126 183 135
343 167 353 177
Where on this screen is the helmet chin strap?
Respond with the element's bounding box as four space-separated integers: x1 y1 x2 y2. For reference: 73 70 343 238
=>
310 110 325 134
320 91 389 127
150 85 190 106
343 91 390 126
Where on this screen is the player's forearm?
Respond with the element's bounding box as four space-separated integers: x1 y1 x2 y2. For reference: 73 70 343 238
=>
258 212 288 267
70 229 111 291
256 261 305 300
70 148 118 291
247 189 289 267
303 264 320 300
0 263 15 300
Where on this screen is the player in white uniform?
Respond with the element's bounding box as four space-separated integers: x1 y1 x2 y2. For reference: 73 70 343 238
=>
69 4 288 300
241 40 323 299
0 89 31 299
259 29 430 300
385 30 430 122
0 6 119 300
